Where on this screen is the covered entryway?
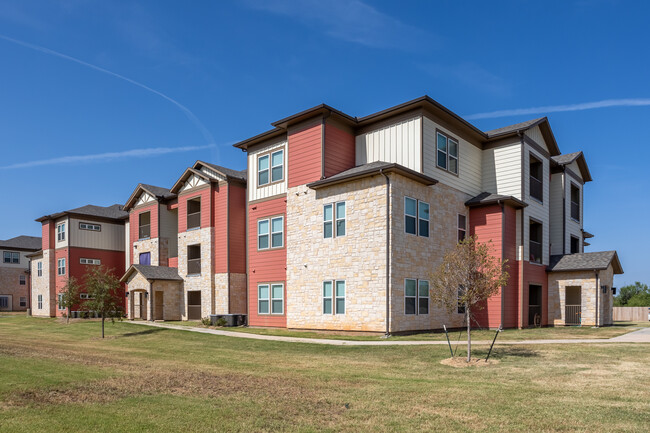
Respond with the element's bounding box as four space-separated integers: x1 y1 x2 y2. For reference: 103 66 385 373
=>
154 291 164 321
565 286 582 325
132 291 147 320
528 285 542 326
187 291 201 320
121 264 184 322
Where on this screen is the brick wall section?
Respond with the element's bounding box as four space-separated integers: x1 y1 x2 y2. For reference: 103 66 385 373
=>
288 120 322 187
228 183 247 274
178 227 214 319
323 123 355 178
0 267 28 311
248 195 287 327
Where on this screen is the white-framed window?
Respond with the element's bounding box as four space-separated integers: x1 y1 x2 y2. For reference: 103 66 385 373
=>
79 222 101 231
37 261 42 277
57 293 65 310
258 149 284 186
529 153 543 203
3 251 19 264
324 202 346 238
57 223 66 241
404 197 429 237
19 297 26 307
258 283 284 315
458 214 467 242
80 258 101 265
37 294 43 309
80 293 95 300
187 197 201 230
19 275 25 285
323 280 346 314
57 258 66 276
570 183 580 221
258 216 284 250
436 131 459 174
405 279 429 315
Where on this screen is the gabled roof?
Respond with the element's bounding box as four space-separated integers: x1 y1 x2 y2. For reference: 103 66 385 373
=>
36 204 128 222
169 167 213 194
551 151 592 182
548 251 623 274
0 235 42 251
120 264 183 283
465 192 527 209
486 117 561 156
485 118 546 137
123 183 176 211
194 161 247 182
307 161 438 189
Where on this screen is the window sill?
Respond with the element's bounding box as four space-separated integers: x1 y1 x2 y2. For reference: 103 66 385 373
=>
186 273 201 277
529 261 546 267
257 247 285 252
570 218 580 223
186 227 201 232
138 237 151 241
529 197 544 205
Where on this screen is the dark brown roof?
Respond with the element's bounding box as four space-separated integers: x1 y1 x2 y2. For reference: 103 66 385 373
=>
465 192 527 209
307 161 438 189
485 118 546 137
36 204 127 222
551 151 592 182
0 235 42 251
548 251 623 274
120 264 183 283
195 161 247 181
124 183 176 211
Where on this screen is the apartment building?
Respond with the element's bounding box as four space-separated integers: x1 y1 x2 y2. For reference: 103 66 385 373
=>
30 204 128 317
0 236 41 311
121 161 247 321
234 96 622 332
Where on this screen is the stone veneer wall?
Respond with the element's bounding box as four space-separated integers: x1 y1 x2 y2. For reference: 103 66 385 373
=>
390 175 470 333
133 238 160 266
214 273 229 315
152 280 182 321
286 176 388 332
31 251 52 317
178 227 214 319
126 272 150 320
229 273 247 314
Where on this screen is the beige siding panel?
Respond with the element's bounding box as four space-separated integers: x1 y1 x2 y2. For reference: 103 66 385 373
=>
523 145 550 265
355 116 421 172
159 205 178 258
566 179 583 252
482 141 521 198
124 221 131 268
248 140 288 202
525 126 548 153
549 173 565 255
54 217 68 249
422 117 482 196
0 250 33 269
70 218 125 251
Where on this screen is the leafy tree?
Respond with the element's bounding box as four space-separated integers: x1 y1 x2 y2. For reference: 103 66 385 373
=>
430 236 509 362
58 277 82 324
626 292 650 307
614 282 649 306
82 266 124 338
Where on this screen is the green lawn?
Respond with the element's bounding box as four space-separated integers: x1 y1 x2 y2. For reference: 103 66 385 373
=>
1 315 649 432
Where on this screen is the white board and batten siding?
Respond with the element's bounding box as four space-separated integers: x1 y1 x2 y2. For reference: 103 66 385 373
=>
54 216 69 249
159 204 179 258
422 117 482 196
523 144 550 266
356 116 422 172
549 173 565 256
70 218 125 251
248 139 288 202
482 141 522 199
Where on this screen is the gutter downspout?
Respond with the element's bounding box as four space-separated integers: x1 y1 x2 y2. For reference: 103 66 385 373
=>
518 131 525 328
594 270 600 327
380 169 391 337
499 200 505 327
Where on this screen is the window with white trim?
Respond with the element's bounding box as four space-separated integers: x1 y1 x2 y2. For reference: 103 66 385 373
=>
258 283 284 315
457 286 466 314
57 293 65 310
436 131 459 174
324 202 346 238
80 258 101 265
80 293 95 300
405 197 429 237
405 279 429 315
57 223 66 241
323 280 346 314
37 261 42 277
458 214 467 242
57 258 66 276
19 275 25 285
3 251 19 264
37 295 43 309
258 216 284 250
79 222 101 231
258 149 284 186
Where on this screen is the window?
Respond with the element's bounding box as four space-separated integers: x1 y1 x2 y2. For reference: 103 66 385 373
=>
458 214 467 242
457 286 466 314
37 261 42 277
139 212 151 239
258 150 284 186
3 251 19 264
405 279 429 315
258 283 284 315
0 297 8 309
37 295 43 309
323 280 346 314
57 258 66 275
80 293 95 300
529 154 543 202
570 184 580 221
139 252 151 266
187 245 201 275
436 131 459 174
187 197 201 230
529 220 542 264
79 222 101 231
324 202 346 238
19 275 25 285
258 216 284 250
57 223 66 241
80 258 101 265
570 236 580 254
19 297 26 307
58 293 65 310
405 197 429 237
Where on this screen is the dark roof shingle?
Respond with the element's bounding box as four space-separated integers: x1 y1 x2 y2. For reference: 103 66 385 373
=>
307 161 438 189
551 151 582 166
121 264 183 283
548 251 623 274
485 118 545 138
465 192 527 209
0 235 42 251
196 161 247 181
140 184 176 200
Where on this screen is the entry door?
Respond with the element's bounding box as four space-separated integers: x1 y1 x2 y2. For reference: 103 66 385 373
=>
154 291 164 321
528 285 542 326
187 291 201 320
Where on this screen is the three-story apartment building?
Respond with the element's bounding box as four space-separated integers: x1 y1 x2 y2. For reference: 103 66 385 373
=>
0 236 41 311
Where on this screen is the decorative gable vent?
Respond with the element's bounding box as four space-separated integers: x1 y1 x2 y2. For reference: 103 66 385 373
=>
136 192 155 207
181 174 208 192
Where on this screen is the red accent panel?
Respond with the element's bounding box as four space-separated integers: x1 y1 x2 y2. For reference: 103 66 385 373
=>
168 257 178 268
41 222 52 250
502 206 520 328
128 203 158 265
288 121 322 187
522 261 548 327
178 187 212 233
228 183 247 274
212 184 228 273
248 196 287 327
324 123 355 178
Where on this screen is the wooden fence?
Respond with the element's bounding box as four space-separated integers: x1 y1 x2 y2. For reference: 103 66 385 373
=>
613 307 650 322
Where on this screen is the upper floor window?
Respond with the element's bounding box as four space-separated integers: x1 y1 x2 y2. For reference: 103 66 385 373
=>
19 275 26 285
405 197 429 237
570 184 580 221
79 222 101 231
570 235 580 254
139 252 151 266
323 280 346 315
405 279 429 315
57 223 66 241
57 258 66 276
529 219 542 264
258 216 284 250
139 211 151 239
458 214 467 242
187 245 201 275
80 258 101 265
458 286 466 314
37 261 42 277
324 202 346 238
529 154 543 202
258 149 284 186
187 197 201 230
436 131 459 175
3 251 19 264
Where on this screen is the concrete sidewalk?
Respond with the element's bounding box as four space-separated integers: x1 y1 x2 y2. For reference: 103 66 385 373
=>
124 321 650 346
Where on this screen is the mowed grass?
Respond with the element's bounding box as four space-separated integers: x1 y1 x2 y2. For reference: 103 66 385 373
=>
0 315 649 432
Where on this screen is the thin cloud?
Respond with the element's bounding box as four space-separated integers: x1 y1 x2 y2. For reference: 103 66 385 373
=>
466 98 650 120
418 62 511 97
0 144 215 170
0 33 215 146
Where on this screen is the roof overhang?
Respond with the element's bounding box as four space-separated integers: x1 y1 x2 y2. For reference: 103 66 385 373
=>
307 163 438 190
123 184 170 211
169 167 213 194
465 194 528 209
486 117 561 156
193 161 247 185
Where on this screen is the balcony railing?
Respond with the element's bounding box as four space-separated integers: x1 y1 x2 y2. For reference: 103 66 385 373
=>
566 305 581 325
187 212 201 230
187 258 201 275
530 176 543 202
530 240 542 264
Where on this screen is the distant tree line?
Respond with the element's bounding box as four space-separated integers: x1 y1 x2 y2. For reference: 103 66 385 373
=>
614 282 650 307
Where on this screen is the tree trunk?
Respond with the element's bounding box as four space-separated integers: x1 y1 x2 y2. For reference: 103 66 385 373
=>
101 315 105 339
66 306 70 324
466 303 471 362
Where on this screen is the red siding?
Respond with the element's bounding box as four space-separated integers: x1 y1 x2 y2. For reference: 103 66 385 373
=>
128 203 158 265
168 257 178 268
522 261 548 327
248 196 287 327
324 123 355 177
228 183 247 274
502 206 520 328
212 184 228 273
178 187 212 233
288 120 322 187
41 222 52 250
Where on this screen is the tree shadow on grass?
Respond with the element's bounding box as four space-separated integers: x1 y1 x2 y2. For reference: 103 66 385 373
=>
469 346 540 360
120 328 166 338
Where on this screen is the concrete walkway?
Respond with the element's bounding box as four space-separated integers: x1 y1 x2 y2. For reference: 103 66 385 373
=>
125 321 650 346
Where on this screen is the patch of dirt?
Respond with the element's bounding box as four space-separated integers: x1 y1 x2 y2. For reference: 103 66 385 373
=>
440 357 500 368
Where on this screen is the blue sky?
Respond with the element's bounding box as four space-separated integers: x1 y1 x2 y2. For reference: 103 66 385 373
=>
0 0 647 287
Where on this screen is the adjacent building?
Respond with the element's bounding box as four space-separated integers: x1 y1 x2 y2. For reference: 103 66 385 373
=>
0 236 41 311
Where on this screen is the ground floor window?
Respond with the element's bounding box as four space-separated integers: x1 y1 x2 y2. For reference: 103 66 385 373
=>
19 275 26 285
405 279 429 315
19 297 26 307
323 280 345 314
258 283 284 315
37 295 43 309
0 296 8 309
57 294 65 310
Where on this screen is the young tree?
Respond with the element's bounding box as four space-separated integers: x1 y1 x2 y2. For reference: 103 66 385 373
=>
430 236 509 362
58 276 82 324
82 265 124 338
